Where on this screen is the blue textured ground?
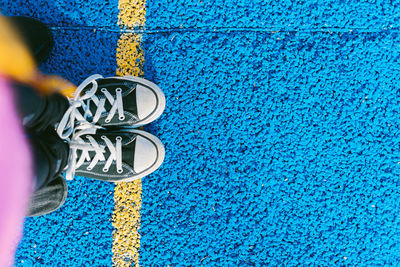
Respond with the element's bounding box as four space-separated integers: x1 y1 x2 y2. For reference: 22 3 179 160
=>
142 1 400 265
3 0 400 266
145 1 400 30
141 30 400 265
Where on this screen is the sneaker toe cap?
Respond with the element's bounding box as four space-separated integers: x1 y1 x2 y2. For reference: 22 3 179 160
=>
133 135 159 173
136 84 157 120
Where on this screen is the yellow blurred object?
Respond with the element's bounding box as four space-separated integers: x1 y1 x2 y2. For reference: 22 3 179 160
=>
0 15 75 96
32 74 76 98
0 15 36 83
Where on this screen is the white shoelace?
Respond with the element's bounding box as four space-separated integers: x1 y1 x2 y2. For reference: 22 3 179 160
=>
65 126 123 180
57 74 125 139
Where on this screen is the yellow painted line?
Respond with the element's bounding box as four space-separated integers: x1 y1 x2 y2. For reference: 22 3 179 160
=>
116 33 145 77
112 1 146 266
118 0 146 28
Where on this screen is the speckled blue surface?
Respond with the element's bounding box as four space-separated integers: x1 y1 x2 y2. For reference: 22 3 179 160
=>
16 178 115 266
145 1 400 30
140 5 400 266
1 0 119 27
3 0 400 266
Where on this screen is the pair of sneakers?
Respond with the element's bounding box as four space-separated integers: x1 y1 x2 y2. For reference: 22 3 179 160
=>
56 74 166 182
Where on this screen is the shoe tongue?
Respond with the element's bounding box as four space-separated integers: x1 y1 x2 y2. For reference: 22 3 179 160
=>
83 78 138 121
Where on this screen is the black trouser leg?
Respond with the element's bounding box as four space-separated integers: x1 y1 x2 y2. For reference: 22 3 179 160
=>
11 83 70 216
9 16 70 216
12 83 70 189
12 83 69 189
12 82 69 132
29 128 69 191
26 175 68 217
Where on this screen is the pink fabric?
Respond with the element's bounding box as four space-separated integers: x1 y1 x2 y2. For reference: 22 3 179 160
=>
0 77 32 267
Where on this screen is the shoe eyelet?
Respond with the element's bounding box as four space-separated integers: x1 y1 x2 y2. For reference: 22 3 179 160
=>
116 136 122 141
105 118 111 123
117 169 123 174
103 167 109 172
101 88 107 93
101 135 106 140
86 135 90 139
116 88 122 93
119 115 125 121
87 167 92 171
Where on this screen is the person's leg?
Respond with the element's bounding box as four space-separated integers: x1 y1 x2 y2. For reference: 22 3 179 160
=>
29 128 69 191
12 82 69 132
26 175 68 217
26 128 70 217
11 84 70 216
6 17 70 216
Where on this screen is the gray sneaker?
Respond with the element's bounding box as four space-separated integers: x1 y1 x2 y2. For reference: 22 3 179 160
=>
57 74 166 139
65 127 165 182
